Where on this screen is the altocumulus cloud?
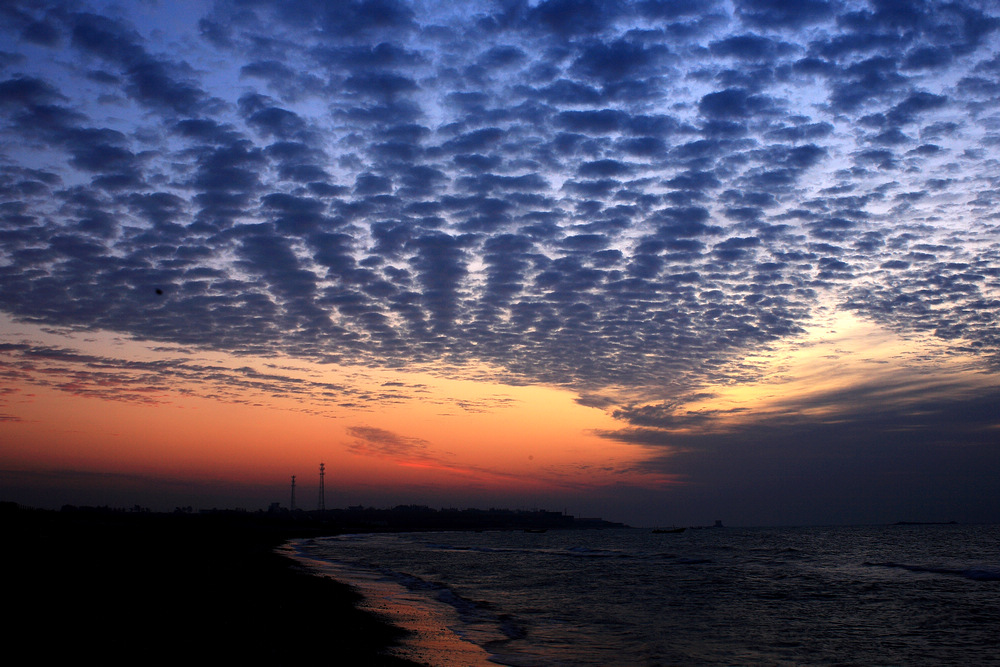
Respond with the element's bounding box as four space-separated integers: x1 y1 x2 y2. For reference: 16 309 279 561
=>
0 0 999 416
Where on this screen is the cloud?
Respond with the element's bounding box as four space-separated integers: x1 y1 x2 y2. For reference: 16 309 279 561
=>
0 341 368 413
597 375 1000 523
346 425 431 459
0 0 998 409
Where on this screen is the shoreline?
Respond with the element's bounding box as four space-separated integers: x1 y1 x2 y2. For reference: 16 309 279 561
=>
286 538 497 666
6 505 424 665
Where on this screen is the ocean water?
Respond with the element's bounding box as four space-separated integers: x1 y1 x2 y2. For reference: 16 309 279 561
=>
291 525 1000 666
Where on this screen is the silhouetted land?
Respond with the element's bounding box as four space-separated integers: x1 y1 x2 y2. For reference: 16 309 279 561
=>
271 504 627 532
6 503 418 665
5 502 623 664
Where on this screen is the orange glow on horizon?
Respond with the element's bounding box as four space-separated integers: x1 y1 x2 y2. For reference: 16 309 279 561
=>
5 312 995 511
1 326 668 501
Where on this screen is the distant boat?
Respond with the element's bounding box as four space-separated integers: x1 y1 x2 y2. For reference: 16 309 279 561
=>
652 527 685 534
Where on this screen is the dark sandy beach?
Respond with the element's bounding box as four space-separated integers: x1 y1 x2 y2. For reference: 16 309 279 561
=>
5 504 424 666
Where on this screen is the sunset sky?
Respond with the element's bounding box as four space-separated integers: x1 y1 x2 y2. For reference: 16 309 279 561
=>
2 0 999 526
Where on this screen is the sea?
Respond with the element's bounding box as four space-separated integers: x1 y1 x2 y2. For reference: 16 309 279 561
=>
288 525 1000 666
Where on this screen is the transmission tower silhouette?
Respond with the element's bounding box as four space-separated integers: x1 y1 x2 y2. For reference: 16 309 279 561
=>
290 475 296 511
318 462 325 511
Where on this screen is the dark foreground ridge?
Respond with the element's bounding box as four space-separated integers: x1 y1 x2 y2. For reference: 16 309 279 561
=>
5 502 624 664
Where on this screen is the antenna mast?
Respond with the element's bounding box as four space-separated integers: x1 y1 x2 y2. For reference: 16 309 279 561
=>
290 475 296 511
318 462 326 511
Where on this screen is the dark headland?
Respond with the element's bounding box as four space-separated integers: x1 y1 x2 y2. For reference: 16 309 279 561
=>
5 502 623 664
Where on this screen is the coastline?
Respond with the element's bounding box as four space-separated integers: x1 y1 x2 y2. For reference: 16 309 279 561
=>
286 538 497 666
6 505 424 665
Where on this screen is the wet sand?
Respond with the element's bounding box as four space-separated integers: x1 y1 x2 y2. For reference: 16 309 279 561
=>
6 505 423 665
288 546 497 666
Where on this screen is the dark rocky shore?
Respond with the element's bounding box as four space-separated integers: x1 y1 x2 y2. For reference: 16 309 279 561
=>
6 503 423 665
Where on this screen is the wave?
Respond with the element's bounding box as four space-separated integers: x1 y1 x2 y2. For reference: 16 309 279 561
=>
373 565 528 641
421 541 629 559
673 557 714 565
864 561 1000 581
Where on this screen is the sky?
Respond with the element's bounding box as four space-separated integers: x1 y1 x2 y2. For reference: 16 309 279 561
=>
1 0 999 526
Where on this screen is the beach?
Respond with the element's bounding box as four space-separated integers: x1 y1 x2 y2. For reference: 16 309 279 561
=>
6 504 424 665
12 504 998 665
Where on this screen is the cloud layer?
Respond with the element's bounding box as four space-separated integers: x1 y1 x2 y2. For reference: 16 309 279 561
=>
1 0 999 407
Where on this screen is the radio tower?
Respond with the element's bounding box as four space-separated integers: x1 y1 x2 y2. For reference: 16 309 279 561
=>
290 475 296 511
318 462 326 511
